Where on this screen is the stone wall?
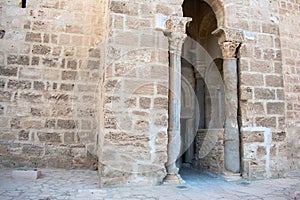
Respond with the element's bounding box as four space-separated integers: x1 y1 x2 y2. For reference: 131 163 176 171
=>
193 129 225 174
0 0 109 169
0 0 299 187
98 0 184 187
223 0 288 178
279 0 300 170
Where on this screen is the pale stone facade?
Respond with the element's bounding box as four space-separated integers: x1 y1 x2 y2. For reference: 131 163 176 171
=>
0 0 299 187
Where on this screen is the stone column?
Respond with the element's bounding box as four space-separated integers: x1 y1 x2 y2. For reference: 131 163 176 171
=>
220 41 240 173
165 31 186 184
155 14 192 184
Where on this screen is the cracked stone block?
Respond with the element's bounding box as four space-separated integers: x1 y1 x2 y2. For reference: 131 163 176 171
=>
12 168 41 179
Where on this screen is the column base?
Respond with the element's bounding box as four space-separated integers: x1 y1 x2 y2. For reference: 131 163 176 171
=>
163 174 185 185
221 171 242 182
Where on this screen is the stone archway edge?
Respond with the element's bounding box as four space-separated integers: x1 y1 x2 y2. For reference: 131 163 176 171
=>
155 14 244 181
155 14 192 184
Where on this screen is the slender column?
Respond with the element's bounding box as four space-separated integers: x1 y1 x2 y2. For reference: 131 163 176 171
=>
155 15 192 184
164 31 186 184
220 41 240 173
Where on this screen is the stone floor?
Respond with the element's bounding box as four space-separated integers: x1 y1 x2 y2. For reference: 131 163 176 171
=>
0 167 299 200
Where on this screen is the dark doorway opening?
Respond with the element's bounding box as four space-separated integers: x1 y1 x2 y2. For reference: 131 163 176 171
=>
178 0 226 178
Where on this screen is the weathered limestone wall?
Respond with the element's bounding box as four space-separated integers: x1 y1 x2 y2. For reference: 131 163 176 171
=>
279 0 300 170
98 0 184 187
0 0 299 187
194 129 225 174
222 0 288 178
0 0 109 169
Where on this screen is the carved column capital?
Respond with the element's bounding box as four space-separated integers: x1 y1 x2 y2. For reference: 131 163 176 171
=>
155 14 192 54
212 27 244 44
220 41 240 59
164 32 187 54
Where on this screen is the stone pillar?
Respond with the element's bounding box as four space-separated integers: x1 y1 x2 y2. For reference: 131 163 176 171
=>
155 14 192 184
220 41 240 173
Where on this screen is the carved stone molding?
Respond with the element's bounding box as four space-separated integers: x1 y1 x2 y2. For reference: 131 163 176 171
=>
155 14 192 34
212 27 244 44
220 41 240 59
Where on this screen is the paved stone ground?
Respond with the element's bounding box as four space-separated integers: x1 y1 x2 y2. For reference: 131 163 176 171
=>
0 167 299 200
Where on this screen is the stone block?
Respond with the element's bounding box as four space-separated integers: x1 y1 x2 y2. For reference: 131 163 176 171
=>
241 73 264 86
242 131 264 143
255 117 276 128
104 79 120 92
140 4 155 16
110 1 139 16
154 97 168 110
57 119 76 129
21 119 44 129
156 4 175 15
18 130 29 141
124 97 136 108
32 45 51 55
7 80 31 89
7 55 30 65
256 146 267 158
140 33 155 47
151 65 168 79
25 32 42 42
19 68 42 79
139 97 151 109
267 102 285 115
248 102 265 115
265 75 283 87
67 60 78 69
0 66 18 77
124 80 154 95
60 83 74 91
22 145 44 157
250 61 272 73
33 81 45 91
64 132 75 144
272 132 286 142
0 90 12 102
104 117 117 129
31 57 40 65
62 70 77 80
135 120 150 132
276 89 284 100
43 34 50 43
240 87 253 100
12 169 41 179
37 132 62 143
126 17 152 30
45 119 56 128
58 34 71 46
42 58 59 68
157 84 168 95
19 92 42 103
254 88 275 100
32 21 50 31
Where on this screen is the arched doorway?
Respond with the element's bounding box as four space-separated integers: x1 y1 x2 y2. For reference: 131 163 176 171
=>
178 0 228 176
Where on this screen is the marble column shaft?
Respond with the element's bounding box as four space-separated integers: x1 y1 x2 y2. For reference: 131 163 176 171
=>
165 32 186 175
221 41 240 173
